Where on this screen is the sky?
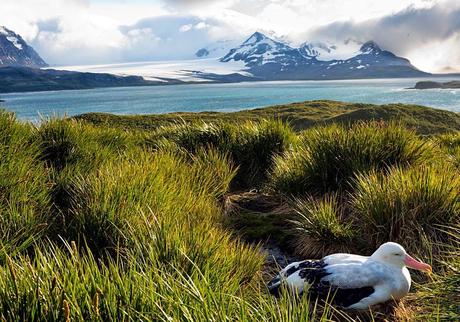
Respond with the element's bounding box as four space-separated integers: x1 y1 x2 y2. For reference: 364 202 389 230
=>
2 0 459 72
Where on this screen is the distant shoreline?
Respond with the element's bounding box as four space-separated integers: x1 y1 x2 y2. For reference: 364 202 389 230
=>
411 80 460 90
1 67 460 95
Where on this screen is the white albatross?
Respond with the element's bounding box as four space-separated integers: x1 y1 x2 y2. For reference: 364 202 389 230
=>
267 242 432 310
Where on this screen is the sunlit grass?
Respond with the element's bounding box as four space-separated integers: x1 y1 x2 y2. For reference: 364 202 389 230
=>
148 119 296 188
351 165 460 257
290 195 356 257
269 122 437 196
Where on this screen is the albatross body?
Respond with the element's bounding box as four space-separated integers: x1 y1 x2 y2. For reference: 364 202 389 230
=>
267 242 431 310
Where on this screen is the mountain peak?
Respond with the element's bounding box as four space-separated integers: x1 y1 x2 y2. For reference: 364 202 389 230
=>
220 31 296 65
242 32 268 45
0 26 12 34
360 41 381 54
0 26 48 68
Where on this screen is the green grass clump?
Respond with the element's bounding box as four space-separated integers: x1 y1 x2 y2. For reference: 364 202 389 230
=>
289 195 357 258
0 111 51 254
230 120 296 188
33 119 139 229
153 119 295 188
61 150 237 259
291 195 355 254
351 165 460 254
34 118 91 171
410 226 460 321
0 241 334 321
34 118 130 172
269 122 435 196
437 132 460 168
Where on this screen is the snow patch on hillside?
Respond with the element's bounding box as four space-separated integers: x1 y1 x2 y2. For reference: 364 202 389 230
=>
6 36 23 50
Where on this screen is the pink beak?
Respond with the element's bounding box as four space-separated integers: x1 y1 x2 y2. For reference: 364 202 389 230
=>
404 254 432 273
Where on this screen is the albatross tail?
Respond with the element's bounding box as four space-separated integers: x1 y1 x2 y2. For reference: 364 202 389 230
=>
267 274 282 297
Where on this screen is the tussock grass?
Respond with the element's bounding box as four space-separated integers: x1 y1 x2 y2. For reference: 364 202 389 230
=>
151 119 296 188
0 240 336 321
35 118 91 171
0 111 51 255
34 118 132 172
351 165 460 256
408 226 460 321
65 150 237 257
290 195 356 257
269 122 437 196
437 131 460 168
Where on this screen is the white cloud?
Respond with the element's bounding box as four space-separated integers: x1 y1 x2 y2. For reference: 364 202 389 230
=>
179 24 193 32
0 0 457 71
306 0 460 72
118 15 243 61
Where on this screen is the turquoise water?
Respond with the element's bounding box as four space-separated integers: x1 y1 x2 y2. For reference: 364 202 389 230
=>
1 78 459 121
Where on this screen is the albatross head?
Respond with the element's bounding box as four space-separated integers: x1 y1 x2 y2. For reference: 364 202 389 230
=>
371 242 432 273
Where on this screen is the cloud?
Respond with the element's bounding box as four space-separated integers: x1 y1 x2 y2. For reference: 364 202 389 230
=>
0 0 458 71
306 1 460 71
118 15 243 61
30 14 127 65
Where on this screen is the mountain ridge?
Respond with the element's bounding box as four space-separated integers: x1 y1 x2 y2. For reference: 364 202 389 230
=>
0 26 48 68
218 32 428 80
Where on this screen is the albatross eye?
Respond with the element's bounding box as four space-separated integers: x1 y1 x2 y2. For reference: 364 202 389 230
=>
393 253 402 256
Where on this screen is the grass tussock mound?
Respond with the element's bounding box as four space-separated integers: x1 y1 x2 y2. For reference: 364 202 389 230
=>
351 165 460 252
437 131 460 168
0 111 51 254
150 119 296 188
66 150 237 258
290 195 356 257
269 122 436 196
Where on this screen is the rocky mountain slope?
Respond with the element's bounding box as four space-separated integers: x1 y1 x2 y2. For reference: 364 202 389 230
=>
0 26 47 68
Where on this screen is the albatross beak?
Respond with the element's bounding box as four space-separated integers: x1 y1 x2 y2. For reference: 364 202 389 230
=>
404 254 432 273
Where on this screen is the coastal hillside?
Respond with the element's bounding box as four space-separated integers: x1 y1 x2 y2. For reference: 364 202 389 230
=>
0 102 459 320
76 100 460 135
0 66 161 93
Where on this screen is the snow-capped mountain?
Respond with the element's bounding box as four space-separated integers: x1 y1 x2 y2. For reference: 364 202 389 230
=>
219 32 427 80
220 32 306 68
0 26 47 68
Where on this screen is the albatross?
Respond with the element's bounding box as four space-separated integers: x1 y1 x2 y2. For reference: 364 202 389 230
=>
267 242 432 310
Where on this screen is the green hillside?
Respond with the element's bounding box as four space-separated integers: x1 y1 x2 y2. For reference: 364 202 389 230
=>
76 100 460 134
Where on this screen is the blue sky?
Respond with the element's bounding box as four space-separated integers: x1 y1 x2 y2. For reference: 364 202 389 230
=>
1 0 459 72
